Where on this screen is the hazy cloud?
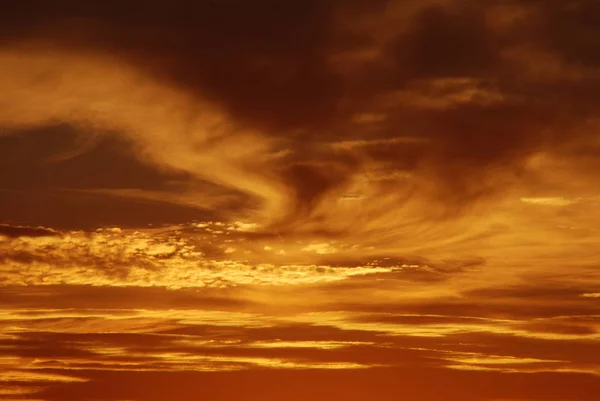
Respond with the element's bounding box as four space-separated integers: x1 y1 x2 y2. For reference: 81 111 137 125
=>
1 2 599 400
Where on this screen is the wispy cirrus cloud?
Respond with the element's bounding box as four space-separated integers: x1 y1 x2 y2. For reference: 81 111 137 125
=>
1 304 599 400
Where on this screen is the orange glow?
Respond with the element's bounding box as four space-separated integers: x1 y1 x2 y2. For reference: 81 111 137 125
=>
0 1 599 400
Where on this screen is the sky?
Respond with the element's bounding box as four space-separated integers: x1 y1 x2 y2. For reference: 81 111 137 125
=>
0 0 599 400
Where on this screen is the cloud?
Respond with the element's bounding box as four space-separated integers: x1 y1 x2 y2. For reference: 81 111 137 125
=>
1 303 599 401
1 2 600 400
0 0 598 241
0 48 288 225
0 370 86 383
0 224 426 288
0 224 59 238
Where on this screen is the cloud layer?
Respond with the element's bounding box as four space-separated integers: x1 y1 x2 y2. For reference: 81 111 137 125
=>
0 0 599 238
1 1 600 400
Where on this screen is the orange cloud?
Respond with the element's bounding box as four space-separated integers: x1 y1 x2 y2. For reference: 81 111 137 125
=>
1 1 600 400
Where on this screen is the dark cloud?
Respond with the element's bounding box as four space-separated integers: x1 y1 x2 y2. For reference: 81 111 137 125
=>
1 0 599 230
0 0 344 132
389 3 499 80
0 223 58 237
537 0 600 67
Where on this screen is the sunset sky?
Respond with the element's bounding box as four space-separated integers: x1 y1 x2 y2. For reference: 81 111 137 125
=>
1 1 600 400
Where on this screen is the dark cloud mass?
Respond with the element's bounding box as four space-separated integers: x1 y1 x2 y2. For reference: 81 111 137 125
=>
2 0 343 130
1 0 599 230
0 223 58 238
